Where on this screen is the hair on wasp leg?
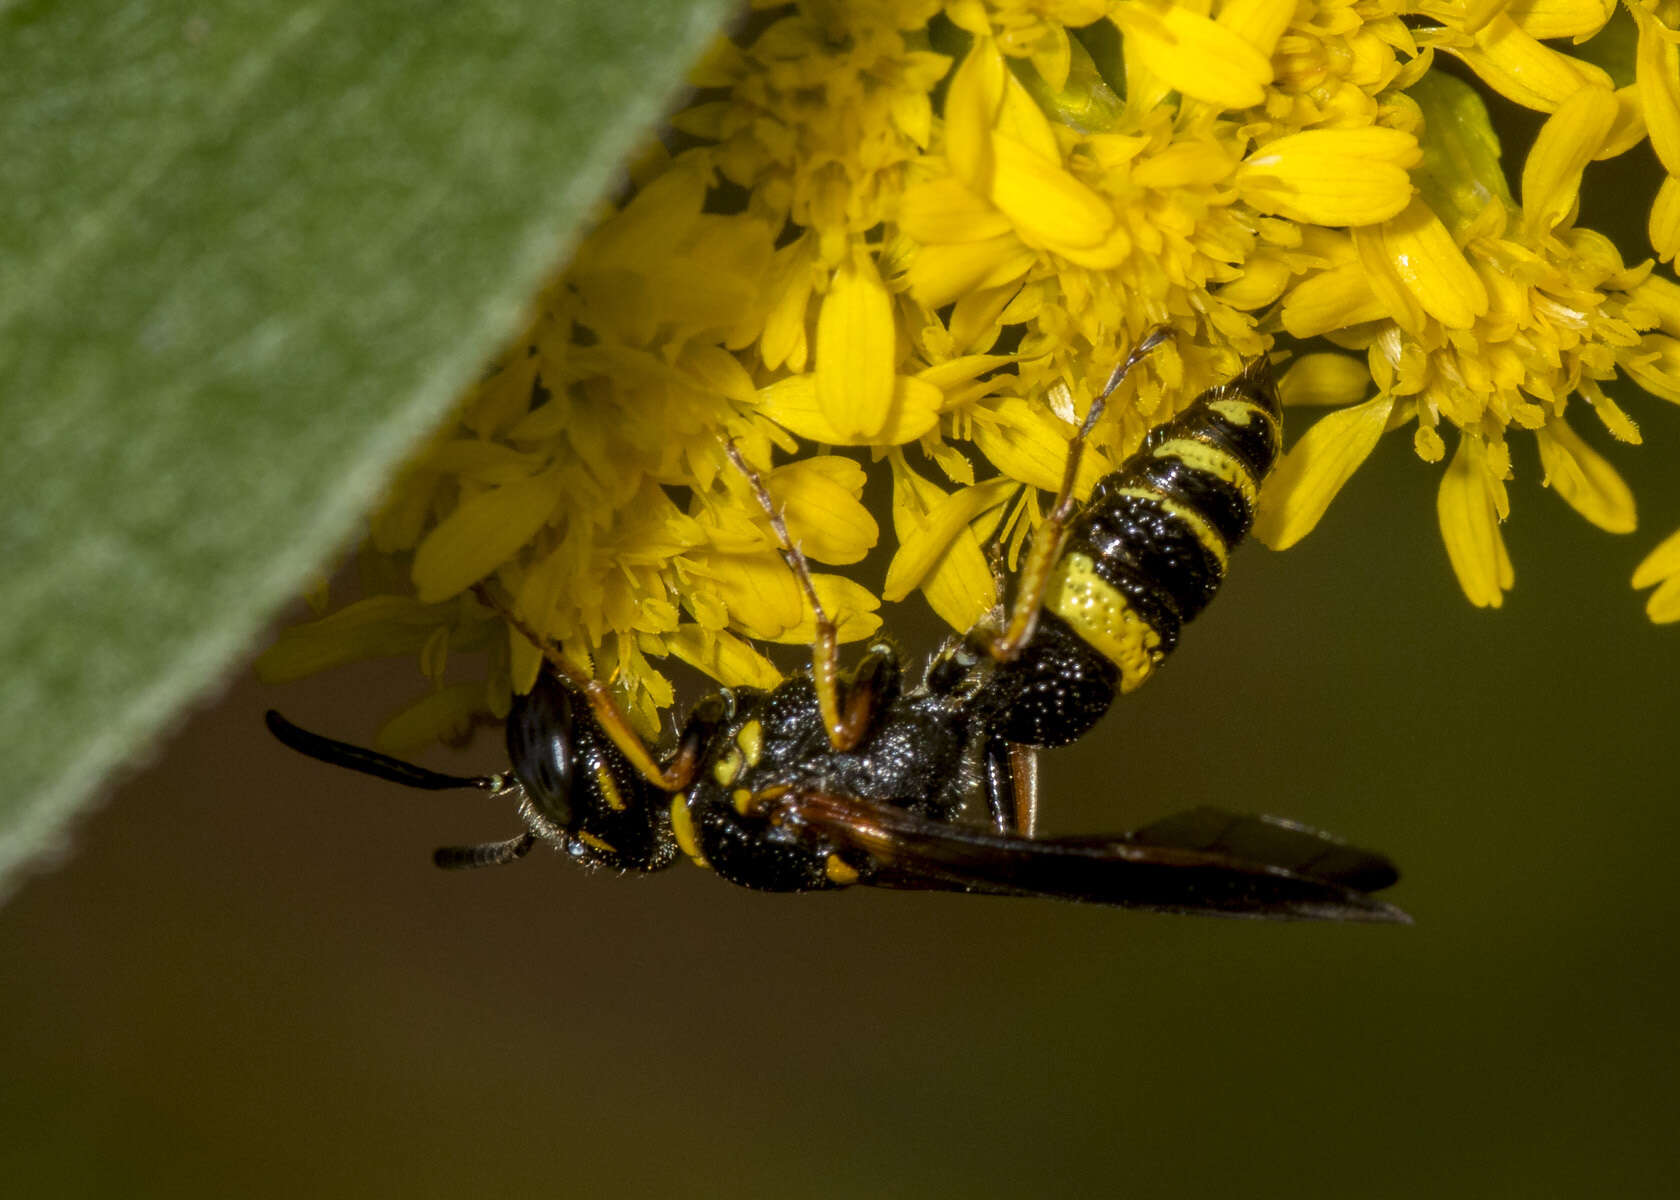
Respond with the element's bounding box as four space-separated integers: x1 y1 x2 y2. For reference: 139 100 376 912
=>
269 333 1410 923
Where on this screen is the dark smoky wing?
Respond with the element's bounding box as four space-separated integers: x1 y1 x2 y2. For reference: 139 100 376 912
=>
1124 806 1401 893
776 793 1410 924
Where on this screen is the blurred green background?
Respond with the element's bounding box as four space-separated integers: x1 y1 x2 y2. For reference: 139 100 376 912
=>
5 382 1679 1197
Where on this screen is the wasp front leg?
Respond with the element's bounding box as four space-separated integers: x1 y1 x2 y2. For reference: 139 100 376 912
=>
722 439 891 753
476 583 710 794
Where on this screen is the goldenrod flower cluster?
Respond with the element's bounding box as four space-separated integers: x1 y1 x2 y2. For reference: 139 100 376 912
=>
259 0 1680 750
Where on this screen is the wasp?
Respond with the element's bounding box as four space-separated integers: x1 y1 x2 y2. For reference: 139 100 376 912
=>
269 333 1409 922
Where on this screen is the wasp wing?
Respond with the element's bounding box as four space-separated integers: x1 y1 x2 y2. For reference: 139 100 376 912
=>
774 793 1408 923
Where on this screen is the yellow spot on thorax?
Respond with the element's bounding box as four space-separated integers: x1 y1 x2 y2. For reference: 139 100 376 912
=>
736 718 763 767
1044 551 1165 693
712 745 743 785
732 787 754 815
595 765 627 812
824 854 860 886
1151 437 1259 506
669 796 708 867
576 830 618 854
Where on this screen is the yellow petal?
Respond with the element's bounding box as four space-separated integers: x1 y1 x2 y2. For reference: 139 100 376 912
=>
1635 4 1680 176
1355 197 1490 331
1644 575 1680 623
1598 84 1648 160
1535 418 1636 533
889 455 1000 630
768 456 879 565
1625 331 1680 403
759 235 819 373
1217 254 1291 310
905 237 1039 308
1633 524 1680 589
884 478 1015 601
898 177 1013 243
758 372 944 445
691 551 803 640
762 574 883 645
412 467 562 603
1505 0 1616 40
1436 435 1514 608
1111 1 1271 110
665 626 782 689
375 683 485 754
1279 353 1373 407
1253 394 1395 549
1634 273 1680 336
946 38 1005 189
1521 85 1618 234
254 595 446 681
971 397 1106 496
1238 128 1420 226
1448 14 1613 112
1651 174 1680 264
815 249 896 441
1218 0 1295 60
988 131 1114 250
1280 262 1389 338
995 58 1063 162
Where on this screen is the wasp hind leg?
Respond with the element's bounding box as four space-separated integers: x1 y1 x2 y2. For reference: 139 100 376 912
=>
981 734 1039 836
988 327 1171 662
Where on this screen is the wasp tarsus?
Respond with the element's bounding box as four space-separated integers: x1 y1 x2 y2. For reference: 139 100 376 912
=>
270 352 1409 923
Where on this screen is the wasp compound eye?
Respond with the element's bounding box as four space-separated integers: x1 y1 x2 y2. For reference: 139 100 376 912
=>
506 673 576 828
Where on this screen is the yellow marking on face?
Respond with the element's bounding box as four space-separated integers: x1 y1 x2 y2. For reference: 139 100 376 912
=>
712 745 743 786
577 830 618 854
669 796 708 867
824 854 860 886
1045 552 1165 693
736 718 763 767
594 765 628 812
1111 485 1228 570
1151 437 1258 506
732 787 755 815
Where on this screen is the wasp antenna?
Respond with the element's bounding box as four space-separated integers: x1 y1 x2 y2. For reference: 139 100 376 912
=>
433 833 536 870
265 711 502 792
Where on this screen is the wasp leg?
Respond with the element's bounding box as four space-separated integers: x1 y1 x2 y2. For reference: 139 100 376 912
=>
433 832 537 870
475 585 704 793
981 736 1040 836
988 327 1171 662
723 439 868 752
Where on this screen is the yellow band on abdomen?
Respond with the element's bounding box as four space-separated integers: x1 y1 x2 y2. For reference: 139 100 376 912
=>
1044 552 1165 693
1150 437 1259 507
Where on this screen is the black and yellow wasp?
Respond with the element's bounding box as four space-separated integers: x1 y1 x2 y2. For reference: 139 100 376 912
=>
270 334 1409 923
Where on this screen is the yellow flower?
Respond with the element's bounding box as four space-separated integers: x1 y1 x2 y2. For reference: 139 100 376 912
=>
262 0 1680 745
1254 55 1679 610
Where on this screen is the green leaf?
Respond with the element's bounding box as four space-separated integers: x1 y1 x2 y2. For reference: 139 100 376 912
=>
0 0 735 893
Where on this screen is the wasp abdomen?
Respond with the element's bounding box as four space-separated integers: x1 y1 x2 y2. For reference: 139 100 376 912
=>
1045 358 1282 699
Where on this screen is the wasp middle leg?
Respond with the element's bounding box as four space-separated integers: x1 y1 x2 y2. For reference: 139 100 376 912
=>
722 439 894 752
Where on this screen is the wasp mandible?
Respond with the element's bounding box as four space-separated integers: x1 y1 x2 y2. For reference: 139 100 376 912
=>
270 334 1409 923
